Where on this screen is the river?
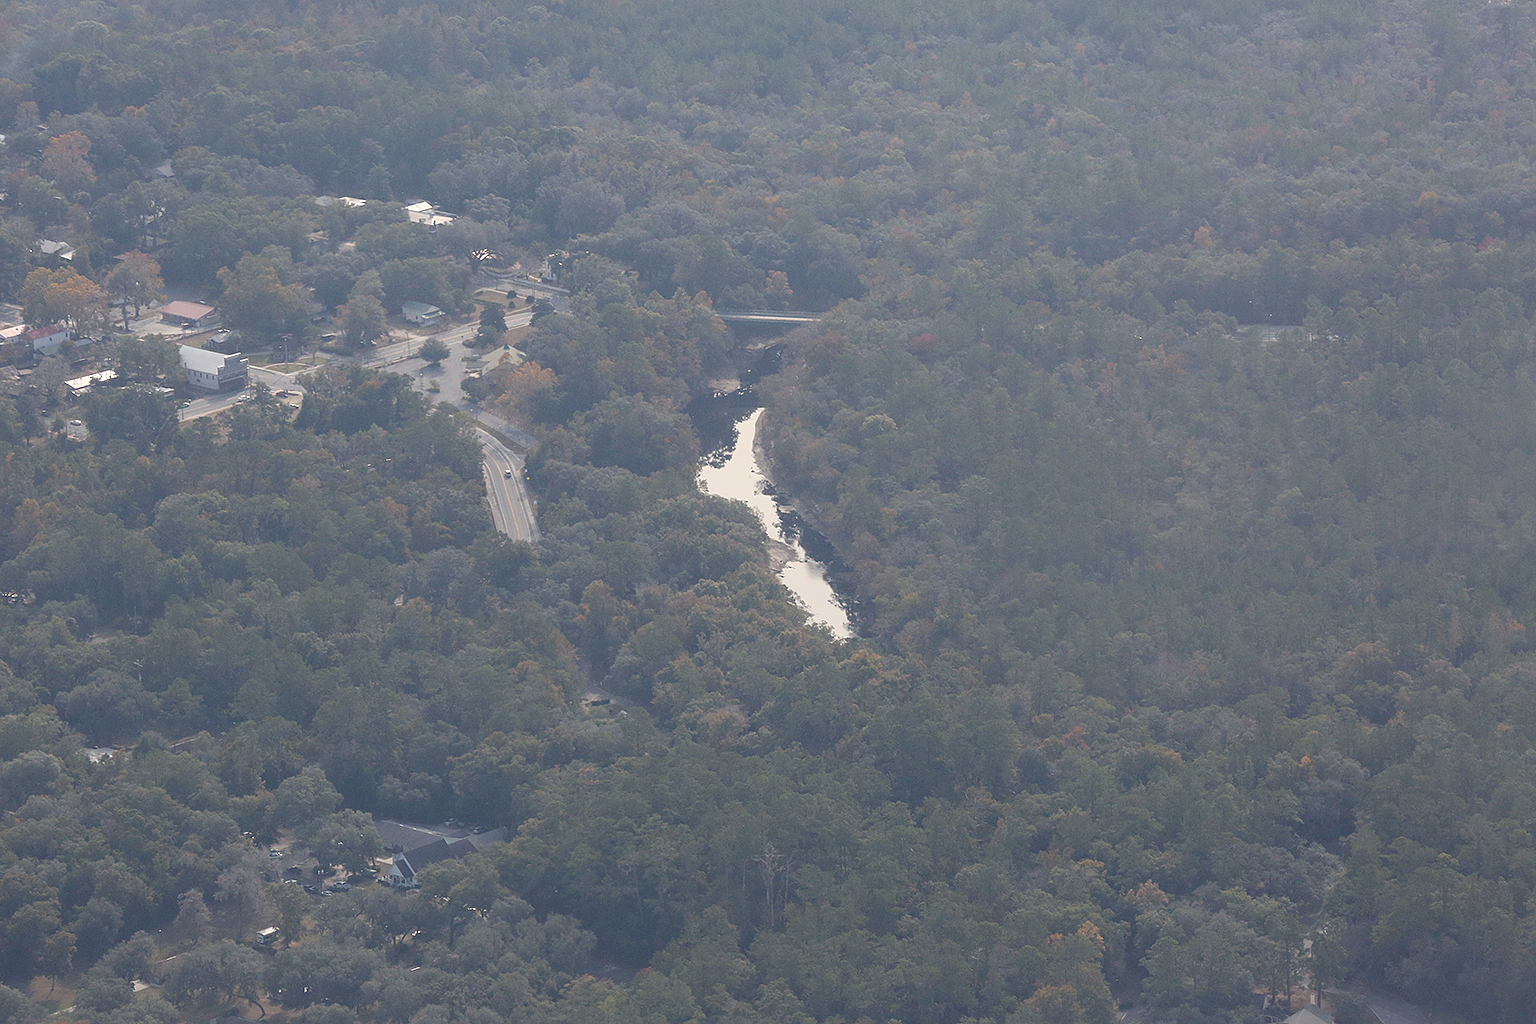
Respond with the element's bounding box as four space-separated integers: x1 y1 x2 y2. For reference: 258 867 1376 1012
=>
694 385 857 639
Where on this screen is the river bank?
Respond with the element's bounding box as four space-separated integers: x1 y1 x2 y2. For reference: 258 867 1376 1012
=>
697 406 855 639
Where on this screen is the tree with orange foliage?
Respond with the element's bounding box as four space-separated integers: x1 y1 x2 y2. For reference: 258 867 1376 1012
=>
493 360 559 426
40 131 95 191
19 267 106 335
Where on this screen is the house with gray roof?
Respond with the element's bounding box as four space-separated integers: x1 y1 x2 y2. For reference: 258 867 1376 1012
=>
378 820 508 888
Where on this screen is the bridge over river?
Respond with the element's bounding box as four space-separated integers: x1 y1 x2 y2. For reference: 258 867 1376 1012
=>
715 309 824 326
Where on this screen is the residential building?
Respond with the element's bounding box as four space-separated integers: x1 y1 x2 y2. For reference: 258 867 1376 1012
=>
36 239 76 264
377 821 508 888
404 200 455 227
402 301 445 325
25 324 70 353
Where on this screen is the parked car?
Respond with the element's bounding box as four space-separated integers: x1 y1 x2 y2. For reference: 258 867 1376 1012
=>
268 849 283 859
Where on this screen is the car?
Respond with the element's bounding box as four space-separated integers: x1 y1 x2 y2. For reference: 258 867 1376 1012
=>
269 850 283 858
69 419 82 426
333 881 351 892
504 469 513 478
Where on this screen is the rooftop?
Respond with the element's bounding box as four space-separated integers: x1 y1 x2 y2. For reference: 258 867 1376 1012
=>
179 344 242 375
161 300 215 320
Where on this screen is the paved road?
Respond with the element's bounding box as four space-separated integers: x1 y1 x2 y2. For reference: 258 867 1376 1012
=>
355 312 542 536
351 310 544 542
1362 993 1433 1024
177 371 305 422
477 429 538 543
172 308 544 544
363 313 545 531
177 389 257 421
359 306 534 371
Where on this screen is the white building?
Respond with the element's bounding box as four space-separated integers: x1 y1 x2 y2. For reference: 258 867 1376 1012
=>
179 344 248 391
37 239 76 263
65 369 118 396
404 201 455 227
402 301 445 326
25 324 71 353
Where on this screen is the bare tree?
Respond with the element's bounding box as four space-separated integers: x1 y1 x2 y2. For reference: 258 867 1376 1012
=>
753 843 791 927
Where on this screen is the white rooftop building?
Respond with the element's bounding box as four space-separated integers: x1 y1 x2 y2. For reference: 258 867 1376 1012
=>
404 201 455 227
179 344 247 391
402 301 445 325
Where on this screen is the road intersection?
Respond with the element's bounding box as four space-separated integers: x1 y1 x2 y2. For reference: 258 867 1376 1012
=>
177 304 542 543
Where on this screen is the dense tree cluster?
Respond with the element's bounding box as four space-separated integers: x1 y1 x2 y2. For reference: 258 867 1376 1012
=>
3 0 1536 1021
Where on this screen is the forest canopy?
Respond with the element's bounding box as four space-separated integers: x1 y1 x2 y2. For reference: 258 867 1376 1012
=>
3 0 1536 1022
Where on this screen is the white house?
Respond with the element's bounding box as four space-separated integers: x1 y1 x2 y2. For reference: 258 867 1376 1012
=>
25 324 71 353
404 201 455 227
402 301 445 326
179 344 248 391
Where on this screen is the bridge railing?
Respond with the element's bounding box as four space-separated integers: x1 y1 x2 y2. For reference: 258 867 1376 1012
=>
715 309 825 322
